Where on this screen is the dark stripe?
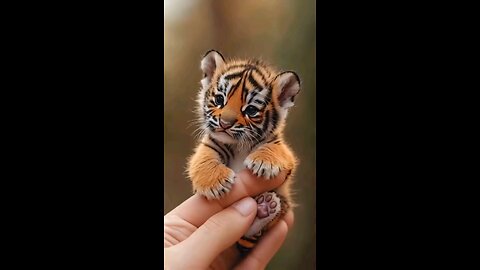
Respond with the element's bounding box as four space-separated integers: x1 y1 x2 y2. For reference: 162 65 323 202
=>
225 64 249 70
241 69 250 103
236 66 268 85
224 144 235 157
266 134 278 144
209 137 231 163
218 181 229 190
248 73 262 91
251 123 263 141
202 143 227 163
250 89 271 109
205 108 214 115
271 107 279 131
218 84 226 93
247 89 259 103
222 66 267 96
224 71 244 81
253 99 268 108
252 123 262 135
242 70 256 103
227 73 245 99
262 110 270 133
240 236 259 243
251 68 268 86
208 120 217 126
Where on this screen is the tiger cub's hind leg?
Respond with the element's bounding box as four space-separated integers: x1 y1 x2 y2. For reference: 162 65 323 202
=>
237 191 290 253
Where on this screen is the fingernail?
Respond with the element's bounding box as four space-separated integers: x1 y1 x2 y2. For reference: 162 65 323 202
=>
232 197 256 216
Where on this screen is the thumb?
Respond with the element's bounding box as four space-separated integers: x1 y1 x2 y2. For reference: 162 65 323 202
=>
175 197 257 267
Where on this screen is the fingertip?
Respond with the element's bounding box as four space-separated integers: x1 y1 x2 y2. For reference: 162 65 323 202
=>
283 210 295 229
236 168 288 184
236 169 255 182
277 219 289 236
231 197 257 216
218 169 289 209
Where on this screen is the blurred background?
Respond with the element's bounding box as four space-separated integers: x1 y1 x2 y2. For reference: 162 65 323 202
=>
164 0 316 268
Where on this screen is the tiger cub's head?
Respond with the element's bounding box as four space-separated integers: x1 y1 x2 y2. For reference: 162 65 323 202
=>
196 50 300 147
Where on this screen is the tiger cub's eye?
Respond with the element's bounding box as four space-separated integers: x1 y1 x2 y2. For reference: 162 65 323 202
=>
214 95 224 106
244 105 259 117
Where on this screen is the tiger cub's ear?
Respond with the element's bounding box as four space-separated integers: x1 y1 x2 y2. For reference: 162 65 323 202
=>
201 50 225 88
272 71 301 109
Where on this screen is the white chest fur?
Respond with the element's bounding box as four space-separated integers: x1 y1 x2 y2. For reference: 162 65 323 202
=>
228 149 250 173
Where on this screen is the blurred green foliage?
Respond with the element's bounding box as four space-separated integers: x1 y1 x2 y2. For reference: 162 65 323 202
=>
164 0 316 268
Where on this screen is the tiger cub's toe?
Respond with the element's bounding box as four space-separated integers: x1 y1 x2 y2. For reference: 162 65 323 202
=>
244 157 281 180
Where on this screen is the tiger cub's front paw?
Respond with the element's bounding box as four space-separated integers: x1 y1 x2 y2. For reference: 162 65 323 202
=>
244 153 282 180
192 164 235 200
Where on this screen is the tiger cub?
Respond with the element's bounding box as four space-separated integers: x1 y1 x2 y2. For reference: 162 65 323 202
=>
187 50 300 253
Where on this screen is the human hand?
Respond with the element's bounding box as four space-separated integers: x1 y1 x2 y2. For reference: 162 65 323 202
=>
164 169 294 270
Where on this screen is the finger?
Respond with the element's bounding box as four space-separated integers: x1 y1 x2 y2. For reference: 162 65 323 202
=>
166 169 288 227
283 210 295 229
219 211 295 270
170 197 258 269
234 220 290 270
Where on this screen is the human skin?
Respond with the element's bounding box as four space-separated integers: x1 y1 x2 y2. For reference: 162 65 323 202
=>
164 169 294 269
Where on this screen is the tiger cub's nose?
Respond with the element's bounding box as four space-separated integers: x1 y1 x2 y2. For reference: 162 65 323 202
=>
220 118 235 129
